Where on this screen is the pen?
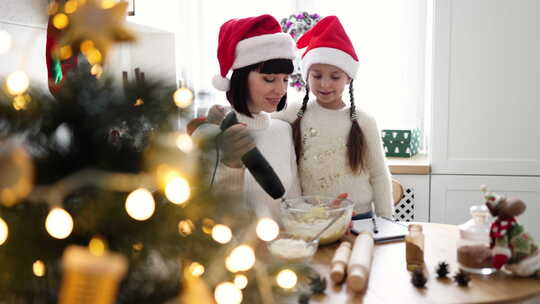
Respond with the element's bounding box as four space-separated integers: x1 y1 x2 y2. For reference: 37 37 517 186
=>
371 217 379 234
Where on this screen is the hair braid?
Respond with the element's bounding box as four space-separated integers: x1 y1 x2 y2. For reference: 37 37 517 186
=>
292 83 310 164
347 79 366 173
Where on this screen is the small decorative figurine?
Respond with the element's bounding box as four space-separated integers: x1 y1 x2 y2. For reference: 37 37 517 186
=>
482 185 540 277
436 261 450 279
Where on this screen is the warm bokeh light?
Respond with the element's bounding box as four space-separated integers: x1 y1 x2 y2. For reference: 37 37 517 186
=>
226 245 255 273
155 164 177 190
202 218 214 234
173 87 194 108
12 94 30 111
0 145 34 207
175 133 194 153
33 260 46 277
234 274 248 289
134 98 144 106
187 262 205 277
86 48 102 65
165 176 190 205
125 188 155 221
214 282 242 304
178 219 195 236
59 45 73 60
53 13 69 29
90 64 103 78
132 242 143 251
45 208 74 239
80 40 95 54
256 217 279 242
89 237 107 256
64 0 78 14
276 269 297 289
0 217 8 245
0 30 12 54
211 224 232 244
6 71 30 95
100 0 116 9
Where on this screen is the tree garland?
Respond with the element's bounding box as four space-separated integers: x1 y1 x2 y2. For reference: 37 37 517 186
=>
281 12 322 91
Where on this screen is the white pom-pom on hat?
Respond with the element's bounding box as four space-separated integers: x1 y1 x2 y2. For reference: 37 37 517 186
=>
212 75 230 91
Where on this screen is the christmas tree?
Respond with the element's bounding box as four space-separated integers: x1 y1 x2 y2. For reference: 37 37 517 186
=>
0 1 319 303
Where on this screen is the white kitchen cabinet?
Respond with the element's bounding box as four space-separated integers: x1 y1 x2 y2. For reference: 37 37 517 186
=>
429 0 540 237
430 175 540 242
393 174 430 222
431 0 540 176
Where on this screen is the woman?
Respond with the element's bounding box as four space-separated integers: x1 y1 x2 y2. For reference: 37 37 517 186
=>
194 14 301 220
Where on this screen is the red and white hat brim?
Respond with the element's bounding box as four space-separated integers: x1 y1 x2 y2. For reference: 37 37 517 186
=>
213 33 296 91
232 32 296 69
301 47 359 80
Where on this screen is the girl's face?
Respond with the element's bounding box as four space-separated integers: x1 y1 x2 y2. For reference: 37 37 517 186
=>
247 71 289 113
308 64 351 109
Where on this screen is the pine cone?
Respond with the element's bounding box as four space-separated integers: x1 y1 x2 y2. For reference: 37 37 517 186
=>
436 261 450 279
453 270 471 287
411 270 427 288
309 276 327 295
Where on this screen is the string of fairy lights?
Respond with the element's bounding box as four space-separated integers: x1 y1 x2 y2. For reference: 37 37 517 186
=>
0 1 301 302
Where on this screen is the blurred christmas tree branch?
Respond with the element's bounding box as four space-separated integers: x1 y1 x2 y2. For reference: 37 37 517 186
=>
27 169 155 207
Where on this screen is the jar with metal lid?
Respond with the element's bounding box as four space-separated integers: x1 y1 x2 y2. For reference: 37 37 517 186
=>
457 205 496 275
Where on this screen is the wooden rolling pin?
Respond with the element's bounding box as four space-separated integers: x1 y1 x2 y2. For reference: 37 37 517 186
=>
347 231 374 292
330 241 352 283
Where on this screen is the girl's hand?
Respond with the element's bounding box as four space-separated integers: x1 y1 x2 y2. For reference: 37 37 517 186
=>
219 124 256 168
207 105 226 125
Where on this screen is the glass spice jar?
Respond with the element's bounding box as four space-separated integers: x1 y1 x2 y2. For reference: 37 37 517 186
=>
406 224 424 271
457 205 496 275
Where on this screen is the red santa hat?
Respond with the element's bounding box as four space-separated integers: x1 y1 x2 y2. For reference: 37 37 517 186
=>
297 16 359 79
212 14 296 91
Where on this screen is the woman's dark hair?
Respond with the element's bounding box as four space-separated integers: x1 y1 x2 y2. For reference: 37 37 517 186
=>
226 58 294 117
292 79 367 174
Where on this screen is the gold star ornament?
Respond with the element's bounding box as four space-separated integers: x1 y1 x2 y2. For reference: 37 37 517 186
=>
57 0 136 64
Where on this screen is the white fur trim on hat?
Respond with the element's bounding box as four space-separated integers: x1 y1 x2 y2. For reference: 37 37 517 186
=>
212 74 230 91
301 47 359 79
232 33 296 70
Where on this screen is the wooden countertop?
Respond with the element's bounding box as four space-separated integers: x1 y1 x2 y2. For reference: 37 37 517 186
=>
387 154 430 175
309 223 540 303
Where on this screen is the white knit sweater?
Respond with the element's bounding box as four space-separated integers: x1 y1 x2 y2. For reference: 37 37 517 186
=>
194 111 302 220
273 100 393 217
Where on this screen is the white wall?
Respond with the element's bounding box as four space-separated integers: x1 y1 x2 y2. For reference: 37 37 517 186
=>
0 0 48 25
0 0 48 90
0 1 177 91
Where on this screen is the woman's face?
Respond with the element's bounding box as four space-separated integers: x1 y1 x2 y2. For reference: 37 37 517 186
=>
308 64 351 109
247 71 289 113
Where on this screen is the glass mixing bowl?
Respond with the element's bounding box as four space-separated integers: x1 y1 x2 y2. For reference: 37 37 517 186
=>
280 196 354 245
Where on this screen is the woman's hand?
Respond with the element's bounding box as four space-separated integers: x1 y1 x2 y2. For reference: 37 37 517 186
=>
219 124 256 168
207 105 226 125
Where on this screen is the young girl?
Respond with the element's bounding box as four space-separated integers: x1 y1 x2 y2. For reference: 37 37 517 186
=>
194 14 301 220
278 15 393 218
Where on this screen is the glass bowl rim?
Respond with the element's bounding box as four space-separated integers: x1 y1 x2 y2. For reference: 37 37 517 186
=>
282 195 354 213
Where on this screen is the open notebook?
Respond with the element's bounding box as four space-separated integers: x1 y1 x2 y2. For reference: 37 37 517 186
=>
351 216 408 243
